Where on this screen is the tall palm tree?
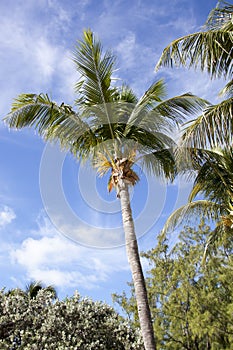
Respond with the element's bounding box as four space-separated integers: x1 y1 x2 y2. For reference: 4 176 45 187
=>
156 1 233 149
4 30 205 349
162 147 233 258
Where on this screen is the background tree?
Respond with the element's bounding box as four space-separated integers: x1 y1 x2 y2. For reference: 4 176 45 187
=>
113 221 233 349
6 281 57 300
156 0 233 149
4 30 205 349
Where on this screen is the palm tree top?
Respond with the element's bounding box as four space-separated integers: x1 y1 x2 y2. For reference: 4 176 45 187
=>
26 280 57 299
4 29 206 188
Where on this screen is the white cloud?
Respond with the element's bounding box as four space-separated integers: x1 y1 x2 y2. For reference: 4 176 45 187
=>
10 216 129 290
47 0 71 25
116 32 136 68
0 206 16 227
34 39 58 78
28 269 101 289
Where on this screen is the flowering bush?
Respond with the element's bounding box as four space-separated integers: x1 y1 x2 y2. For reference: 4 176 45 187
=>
0 289 143 349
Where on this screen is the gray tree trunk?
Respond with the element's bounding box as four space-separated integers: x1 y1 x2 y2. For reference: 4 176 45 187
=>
119 182 156 350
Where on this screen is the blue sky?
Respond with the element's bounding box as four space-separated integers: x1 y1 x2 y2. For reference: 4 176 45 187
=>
0 0 227 305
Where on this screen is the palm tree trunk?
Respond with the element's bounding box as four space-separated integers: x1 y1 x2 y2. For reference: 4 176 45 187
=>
119 182 156 350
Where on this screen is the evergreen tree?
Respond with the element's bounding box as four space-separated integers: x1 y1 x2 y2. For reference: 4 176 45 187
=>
113 221 233 349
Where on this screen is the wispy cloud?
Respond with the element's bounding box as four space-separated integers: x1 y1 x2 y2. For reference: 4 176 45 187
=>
0 0 76 119
0 206 16 227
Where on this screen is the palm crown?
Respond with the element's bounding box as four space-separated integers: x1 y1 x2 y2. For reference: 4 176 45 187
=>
5 30 205 192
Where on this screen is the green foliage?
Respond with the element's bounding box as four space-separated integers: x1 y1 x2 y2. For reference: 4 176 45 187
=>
114 222 233 349
162 147 233 257
0 290 143 349
4 30 206 181
156 1 233 79
180 98 233 150
156 1 233 149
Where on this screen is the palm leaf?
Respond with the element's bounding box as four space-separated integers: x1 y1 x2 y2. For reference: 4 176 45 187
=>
113 84 138 104
162 200 223 235
125 79 167 131
3 93 98 160
125 80 207 139
189 147 233 202
156 31 232 79
140 148 176 180
206 1 233 31
154 93 208 127
93 152 112 177
73 29 118 139
219 79 233 98
156 2 233 79
180 98 233 149
202 220 233 262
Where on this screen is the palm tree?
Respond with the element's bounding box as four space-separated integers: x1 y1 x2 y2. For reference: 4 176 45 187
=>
6 281 57 300
156 1 233 149
3 281 57 349
162 147 233 258
25 280 57 299
4 30 205 349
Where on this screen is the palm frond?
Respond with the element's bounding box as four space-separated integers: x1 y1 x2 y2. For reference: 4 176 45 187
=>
188 147 233 203
137 79 167 105
73 29 117 139
113 84 138 104
5 93 59 130
73 30 116 104
162 200 223 235
156 30 233 79
219 79 233 98
125 80 207 138
205 1 233 31
154 93 208 127
107 175 114 193
5 93 76 136
3 93 98 159
140 148 176 180
94 158 112 177
202 220 233 263
180 97 233 149
125 80 166 130
26 280 57 299
156 0 233 80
